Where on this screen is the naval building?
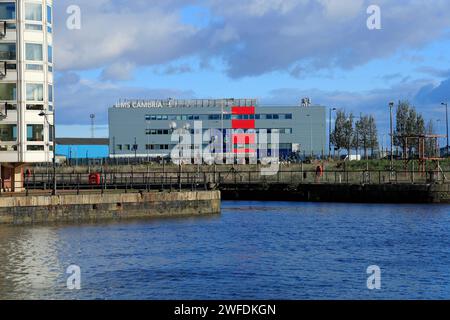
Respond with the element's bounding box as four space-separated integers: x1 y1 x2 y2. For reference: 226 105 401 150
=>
108 98 326 162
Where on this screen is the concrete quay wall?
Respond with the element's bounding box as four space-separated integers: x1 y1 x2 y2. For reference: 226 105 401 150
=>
220 183 450 204
0 191 221 225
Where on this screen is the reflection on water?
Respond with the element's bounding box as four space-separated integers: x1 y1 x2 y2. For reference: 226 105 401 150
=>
0 202 449 300
0 227 62 299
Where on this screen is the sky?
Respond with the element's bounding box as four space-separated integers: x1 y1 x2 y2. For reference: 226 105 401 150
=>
54 0 450 142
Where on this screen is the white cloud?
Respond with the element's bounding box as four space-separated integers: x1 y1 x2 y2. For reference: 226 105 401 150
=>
55 0 450 78
55 72 195 125
101 61 136 81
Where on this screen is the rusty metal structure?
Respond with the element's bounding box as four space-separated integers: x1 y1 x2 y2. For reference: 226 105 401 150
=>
397 134 446 173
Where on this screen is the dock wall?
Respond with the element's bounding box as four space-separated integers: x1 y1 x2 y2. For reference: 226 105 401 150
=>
221 183 450 204
0 191 221 225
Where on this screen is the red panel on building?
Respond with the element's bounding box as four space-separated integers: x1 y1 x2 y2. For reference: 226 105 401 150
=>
231 106 256 154
233 149 256 154
232 120 255 129
232 106 255 115
233 133 256 144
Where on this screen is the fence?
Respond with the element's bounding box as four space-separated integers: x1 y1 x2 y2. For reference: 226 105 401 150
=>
4 168 445 195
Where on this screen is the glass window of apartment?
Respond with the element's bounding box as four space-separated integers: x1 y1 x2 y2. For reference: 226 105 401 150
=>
0 83 16 101
25 3 42 21
48 45 53 63
27 83 44 101
27 145 45 151
48 84 53 102
26 43 43 61
46 5 52 24
124 144 131 151
0 2 15 20
27 124 44 141
285 114 293 119
25 24 42 31
0 124 17 141
49 125 54 142
0 43 16 60
26 64 43 71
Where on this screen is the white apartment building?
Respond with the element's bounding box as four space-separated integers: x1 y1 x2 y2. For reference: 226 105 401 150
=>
0 0 54 191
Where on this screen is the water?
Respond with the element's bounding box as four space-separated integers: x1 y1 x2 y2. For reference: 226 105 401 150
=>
0 201 449 300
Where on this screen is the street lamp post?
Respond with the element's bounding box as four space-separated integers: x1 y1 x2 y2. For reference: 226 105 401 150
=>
169 122 180 190
133 137 137 161
146 120 150 162
329 107 336 159
307 114 313 157
442 102 449 157
389 102 395 171
39 111 56 195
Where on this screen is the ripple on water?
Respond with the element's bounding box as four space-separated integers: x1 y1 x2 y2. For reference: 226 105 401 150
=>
0 201 449 300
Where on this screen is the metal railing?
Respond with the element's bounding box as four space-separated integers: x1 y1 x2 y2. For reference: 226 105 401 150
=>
0 168 443 195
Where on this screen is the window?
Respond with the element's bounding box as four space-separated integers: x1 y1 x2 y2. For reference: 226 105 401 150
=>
48 84 53 102
25 3 42 21
49 125 54 142
285 114 293 120
6 22 16 30
6 63 16 70
0 145 17 152
26 64 43 71
46 5 52 24
48 46 53 63
27 124 44 141
0 43 16 60
0 124 17 141
26 43 43 61
25 24 42 31
0 83 16 101
0 2 15 20
26 104 44 111
27 145 45 151
124 144 131 151
27 83 44 101
116 145 122 151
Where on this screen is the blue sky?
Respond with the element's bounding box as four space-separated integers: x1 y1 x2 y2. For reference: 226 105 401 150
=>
54 0 450 140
